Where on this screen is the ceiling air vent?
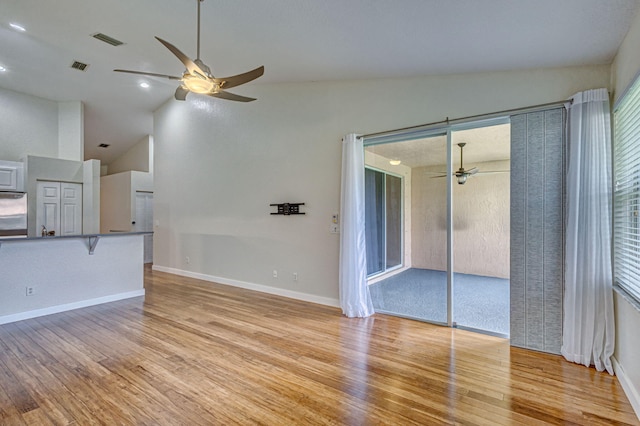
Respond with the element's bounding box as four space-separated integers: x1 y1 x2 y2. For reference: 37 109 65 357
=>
92 32 124 47
71 61 89 71
98 143 110 148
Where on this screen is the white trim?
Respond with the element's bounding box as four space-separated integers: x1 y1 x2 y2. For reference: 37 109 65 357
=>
0 289 145 325
152 265 340 308
612 356 640 421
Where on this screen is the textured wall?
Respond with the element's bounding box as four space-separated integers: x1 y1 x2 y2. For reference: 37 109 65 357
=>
107 135 153 175
411 160 510 278
0 87 58 161
510 108 564 354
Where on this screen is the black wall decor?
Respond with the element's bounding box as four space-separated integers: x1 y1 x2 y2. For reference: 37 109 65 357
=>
270 203 305 215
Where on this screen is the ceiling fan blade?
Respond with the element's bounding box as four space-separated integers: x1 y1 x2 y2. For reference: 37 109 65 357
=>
429 174 447 178
155 36 208 78
216 66 265 90
466 167 478 175
175 86 189 101
113 69 182 80
209 90 256 102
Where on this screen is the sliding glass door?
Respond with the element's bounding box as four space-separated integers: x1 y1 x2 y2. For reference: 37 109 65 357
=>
365 168 403 277
450 124 511 336
365 133 449 324
364 121 511 335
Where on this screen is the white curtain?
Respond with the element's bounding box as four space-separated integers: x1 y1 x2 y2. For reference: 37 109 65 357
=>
562 88 615 374
339 134 374 318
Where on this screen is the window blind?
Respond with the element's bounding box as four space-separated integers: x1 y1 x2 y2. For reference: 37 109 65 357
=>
613 76 640 302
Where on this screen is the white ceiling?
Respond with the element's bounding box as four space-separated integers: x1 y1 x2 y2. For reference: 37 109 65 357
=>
1 0 638 164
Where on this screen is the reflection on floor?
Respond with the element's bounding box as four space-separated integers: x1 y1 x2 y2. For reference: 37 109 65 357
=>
368 268 510 336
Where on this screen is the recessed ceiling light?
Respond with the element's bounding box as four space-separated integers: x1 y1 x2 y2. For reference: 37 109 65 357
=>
139 82 150 89
9 23 26 32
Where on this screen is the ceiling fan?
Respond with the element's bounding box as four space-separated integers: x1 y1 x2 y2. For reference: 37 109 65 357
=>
431 142 508 185
453 142 477 184
114 0 264 102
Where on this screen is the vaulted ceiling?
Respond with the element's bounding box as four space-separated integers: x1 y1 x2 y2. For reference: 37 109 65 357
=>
1 0 638 163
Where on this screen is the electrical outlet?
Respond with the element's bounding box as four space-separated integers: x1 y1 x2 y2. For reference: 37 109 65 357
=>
272 270 278 278
330 224 339 234
185 256 191 264
26 286 35 296
293 272 298 282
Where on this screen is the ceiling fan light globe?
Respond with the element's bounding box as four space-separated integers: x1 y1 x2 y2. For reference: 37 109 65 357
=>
457 174 467 185
183 74 217 94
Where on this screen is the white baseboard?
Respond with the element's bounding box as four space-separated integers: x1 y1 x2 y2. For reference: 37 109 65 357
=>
152 265 340 308
0 289 146 325
612 356 640 421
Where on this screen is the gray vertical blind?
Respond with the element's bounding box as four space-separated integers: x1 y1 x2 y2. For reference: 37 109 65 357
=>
510 108 565 354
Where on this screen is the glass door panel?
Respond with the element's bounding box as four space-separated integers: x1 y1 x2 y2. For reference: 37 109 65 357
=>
365 168 385 276
451 123 511 336
365 133 448 324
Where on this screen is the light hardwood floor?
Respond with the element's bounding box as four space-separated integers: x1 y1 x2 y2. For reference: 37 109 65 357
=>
0 267 637 425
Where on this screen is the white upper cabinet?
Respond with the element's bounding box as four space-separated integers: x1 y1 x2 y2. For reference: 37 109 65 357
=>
0 160 25 192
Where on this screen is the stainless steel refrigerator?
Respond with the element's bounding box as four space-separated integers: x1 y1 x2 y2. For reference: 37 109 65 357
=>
0 192 27 238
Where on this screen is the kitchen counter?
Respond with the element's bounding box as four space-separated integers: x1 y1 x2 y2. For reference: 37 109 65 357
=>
0 231 152 254
0 232 150 324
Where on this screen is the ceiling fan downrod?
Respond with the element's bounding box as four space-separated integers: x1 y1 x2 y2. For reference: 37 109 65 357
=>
458 142 466 171
196 0 203 61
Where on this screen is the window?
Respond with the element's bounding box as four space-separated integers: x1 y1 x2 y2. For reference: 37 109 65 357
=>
613 76 640 303
364 168 403 277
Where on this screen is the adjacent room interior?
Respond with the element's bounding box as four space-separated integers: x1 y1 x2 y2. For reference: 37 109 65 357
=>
1 0 640 423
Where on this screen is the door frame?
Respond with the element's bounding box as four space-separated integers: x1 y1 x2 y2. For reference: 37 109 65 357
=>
364 116 511 329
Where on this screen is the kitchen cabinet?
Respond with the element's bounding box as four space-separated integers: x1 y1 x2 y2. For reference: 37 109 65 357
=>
0 161 24 192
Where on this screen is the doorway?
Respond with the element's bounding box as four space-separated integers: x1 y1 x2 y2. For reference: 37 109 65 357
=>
364 168 403 277
365 120 511 336
134 191 153 264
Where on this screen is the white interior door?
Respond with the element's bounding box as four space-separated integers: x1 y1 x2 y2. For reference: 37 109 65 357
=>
60 183 82 236
135 191 154 263
37 181 60 236
37 181 82 237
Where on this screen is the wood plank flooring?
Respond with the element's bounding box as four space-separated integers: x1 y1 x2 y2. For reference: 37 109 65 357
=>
0 267 637 425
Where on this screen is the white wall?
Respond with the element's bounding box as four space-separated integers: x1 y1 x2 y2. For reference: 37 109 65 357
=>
58 101 84 162
83 159 101 234
0 87 58 161
610 10 640 418
153 65 609 303
0 235 145 324
612 9 640 103
412 160 510 278
100 170 153 233
107 135 153 175
0 88 87 163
